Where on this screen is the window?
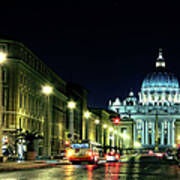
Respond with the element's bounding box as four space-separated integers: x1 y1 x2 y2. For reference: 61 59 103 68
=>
2 114 5 126
19 92 22 108
24 95 26 110
20 74 23 84
19 118 21 129
2 88 8 107
2 67 7 82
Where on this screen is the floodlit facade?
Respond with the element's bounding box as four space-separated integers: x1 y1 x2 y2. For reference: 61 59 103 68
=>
108 49 180 149
0 37 117 161
0 38 67 159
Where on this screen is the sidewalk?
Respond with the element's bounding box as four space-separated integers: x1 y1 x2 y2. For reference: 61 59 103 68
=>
0 159 69 172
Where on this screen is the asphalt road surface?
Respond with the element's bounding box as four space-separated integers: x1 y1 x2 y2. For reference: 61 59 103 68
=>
1 155 180 180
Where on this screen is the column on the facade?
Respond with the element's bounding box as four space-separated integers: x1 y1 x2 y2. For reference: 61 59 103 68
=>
172 120 175 146
168 121 171 145
162 92 165 105
142 93 144 105
148 92 151 103
175 92 178 103
161 121 164 145
169 94 172 105
134 122 136 144
154 93 158 102
152 121 155 145
145 120 148 145
141 120 145 145
178 94 180 104
138 93 142 104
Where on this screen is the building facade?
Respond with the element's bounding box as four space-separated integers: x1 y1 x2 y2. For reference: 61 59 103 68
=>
0 38 117 160
108 49 180 150
0 38 67 159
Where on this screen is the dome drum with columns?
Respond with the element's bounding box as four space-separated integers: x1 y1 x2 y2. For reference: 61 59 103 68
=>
108 49 180 149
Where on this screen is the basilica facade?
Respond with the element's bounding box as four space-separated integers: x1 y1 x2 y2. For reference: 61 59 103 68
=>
108 49 180 149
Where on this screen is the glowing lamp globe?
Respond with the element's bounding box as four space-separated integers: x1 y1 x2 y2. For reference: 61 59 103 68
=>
67 101 76 109
84 111 90 118
42 85 53 95
103 124 107 129
0 52 7 64
95 119 100 124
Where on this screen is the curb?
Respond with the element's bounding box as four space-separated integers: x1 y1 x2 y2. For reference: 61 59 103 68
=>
0 163 58 172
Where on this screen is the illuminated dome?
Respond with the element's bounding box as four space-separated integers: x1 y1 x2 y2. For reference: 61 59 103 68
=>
142 72 179 90
139 49 180 105
142 49 179 91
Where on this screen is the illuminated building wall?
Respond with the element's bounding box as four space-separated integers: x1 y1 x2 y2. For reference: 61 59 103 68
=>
0 38 67 157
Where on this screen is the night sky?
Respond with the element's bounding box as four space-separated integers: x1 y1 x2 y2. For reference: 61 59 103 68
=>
0 3 180 109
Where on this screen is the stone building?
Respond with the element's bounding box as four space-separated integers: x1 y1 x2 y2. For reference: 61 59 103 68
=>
0 38 67 159
108 49 180 150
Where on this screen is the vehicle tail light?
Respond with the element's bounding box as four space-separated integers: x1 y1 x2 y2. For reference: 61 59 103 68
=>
67 150 73 157
115 154 119 159
88 151 93 157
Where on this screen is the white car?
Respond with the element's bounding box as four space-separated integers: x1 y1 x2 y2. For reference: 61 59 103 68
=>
105 152 120 162
165 153 174 160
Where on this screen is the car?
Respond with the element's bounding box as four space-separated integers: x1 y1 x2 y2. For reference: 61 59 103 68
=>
105 152 120 162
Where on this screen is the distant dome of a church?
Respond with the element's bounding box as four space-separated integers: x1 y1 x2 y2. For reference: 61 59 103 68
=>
141 49 179 91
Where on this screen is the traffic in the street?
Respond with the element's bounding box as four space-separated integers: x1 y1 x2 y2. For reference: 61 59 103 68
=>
1 154 180 180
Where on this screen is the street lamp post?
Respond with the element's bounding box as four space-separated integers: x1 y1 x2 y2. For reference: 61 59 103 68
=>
84 111 90 140
67 101 76 142
0 52 7 161
42 85 53 158
114 130 117 152
109 127 113 151
118 133 121 153
103 124 107 153
95 119 100 143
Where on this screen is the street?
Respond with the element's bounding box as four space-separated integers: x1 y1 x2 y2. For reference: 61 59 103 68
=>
0 155 180 180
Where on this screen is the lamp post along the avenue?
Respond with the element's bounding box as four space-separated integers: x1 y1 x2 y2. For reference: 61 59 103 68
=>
0 52 7 160
42 85 53 158
67 101 76 142
103 124 107 153
95 119 100 142
109 127 113 151
114 130 117 151
84 111 90 140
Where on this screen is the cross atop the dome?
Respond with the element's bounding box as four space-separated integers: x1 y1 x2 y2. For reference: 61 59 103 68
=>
156 48 165 68
157 48 163 60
